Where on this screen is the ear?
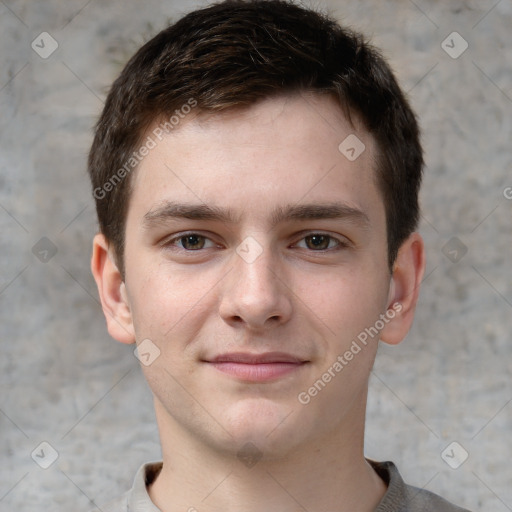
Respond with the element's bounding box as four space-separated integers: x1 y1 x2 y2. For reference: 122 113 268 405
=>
380 232 426 346
91 233 136 344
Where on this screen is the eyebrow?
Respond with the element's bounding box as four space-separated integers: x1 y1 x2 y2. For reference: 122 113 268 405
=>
142 201 370 229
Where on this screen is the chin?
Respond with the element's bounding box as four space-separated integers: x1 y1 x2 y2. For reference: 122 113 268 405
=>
219 398 303 454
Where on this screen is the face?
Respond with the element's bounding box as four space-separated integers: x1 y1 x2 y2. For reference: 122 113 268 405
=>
120 93 395 459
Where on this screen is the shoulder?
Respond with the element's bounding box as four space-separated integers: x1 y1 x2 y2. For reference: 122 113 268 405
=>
369 460 472 512
89 491 129 512
402 483 472 512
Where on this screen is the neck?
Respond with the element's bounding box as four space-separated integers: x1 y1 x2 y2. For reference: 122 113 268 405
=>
149 396 387 512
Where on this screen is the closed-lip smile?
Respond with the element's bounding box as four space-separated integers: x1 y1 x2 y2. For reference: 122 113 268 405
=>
207 351 306 364
204 352 308 381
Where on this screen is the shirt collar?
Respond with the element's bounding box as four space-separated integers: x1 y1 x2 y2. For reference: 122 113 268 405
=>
128 459 402 511
128 461 163 511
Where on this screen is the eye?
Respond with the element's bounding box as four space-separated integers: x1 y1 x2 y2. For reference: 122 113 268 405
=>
295 233 342 251
166 233 216 251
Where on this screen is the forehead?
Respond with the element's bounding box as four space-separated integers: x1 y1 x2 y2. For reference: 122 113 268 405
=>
128 93 383 226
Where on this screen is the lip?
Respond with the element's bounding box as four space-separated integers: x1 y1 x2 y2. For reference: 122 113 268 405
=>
204 352 308 382
208 352 305 364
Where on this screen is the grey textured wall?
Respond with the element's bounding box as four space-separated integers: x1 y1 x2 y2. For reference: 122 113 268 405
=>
1 0 511 510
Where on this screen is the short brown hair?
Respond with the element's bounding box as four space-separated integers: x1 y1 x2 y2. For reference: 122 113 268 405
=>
88 0 423 278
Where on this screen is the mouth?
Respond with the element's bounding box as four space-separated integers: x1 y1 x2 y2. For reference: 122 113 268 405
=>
203 352 309 382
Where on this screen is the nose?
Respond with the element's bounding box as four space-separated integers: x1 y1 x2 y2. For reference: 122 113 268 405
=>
218 243 293 330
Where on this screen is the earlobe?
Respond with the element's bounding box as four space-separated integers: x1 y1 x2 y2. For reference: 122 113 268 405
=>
380 232 426 346
91 233 136 344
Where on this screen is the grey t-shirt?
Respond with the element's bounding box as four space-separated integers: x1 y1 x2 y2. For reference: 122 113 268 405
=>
95 460 471 512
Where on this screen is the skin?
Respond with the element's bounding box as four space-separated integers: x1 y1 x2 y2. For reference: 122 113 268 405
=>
92 92 425 512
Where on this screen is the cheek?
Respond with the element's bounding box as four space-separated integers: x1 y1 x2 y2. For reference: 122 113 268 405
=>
127 265 215 341
297 265 389 343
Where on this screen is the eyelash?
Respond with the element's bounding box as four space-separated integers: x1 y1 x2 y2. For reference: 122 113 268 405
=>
162 232 348 252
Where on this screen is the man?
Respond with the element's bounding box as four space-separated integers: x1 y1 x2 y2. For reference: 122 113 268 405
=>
88 0 471 510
